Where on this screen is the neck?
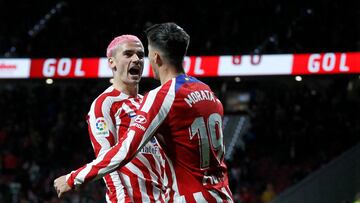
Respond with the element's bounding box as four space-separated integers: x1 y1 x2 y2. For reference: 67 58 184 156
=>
159 64 184 84
112 79 138 97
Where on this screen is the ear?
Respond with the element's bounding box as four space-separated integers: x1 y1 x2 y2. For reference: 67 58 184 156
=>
154 52 163 67
108 57 116 69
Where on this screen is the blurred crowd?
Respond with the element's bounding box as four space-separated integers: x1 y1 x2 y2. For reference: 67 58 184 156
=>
0 0 359 57
0 80 106 202
227 76 360 203
0 76 359 202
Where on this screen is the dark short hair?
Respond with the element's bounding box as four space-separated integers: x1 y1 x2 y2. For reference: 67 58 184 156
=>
145 22 190 69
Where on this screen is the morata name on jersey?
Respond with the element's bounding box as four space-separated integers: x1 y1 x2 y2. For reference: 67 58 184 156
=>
184 90 216 107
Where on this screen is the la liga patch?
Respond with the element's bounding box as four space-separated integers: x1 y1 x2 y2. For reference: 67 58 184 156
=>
95 117 108 135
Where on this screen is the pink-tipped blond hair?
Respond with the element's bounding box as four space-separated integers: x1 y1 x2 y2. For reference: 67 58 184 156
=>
106 35 142 58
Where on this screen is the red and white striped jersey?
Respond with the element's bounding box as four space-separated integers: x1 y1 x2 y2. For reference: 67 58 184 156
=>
85 86 169 203
67 75 233 203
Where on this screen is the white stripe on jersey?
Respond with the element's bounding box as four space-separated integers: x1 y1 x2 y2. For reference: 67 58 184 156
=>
75 163 93 185
101 91 128 137
157 158 166 187
121 173 133 201
114 105 123 119
221 187 233 203
109 171 126 201
176 196 186 203
98 130 136 175
163 152 181 201
114 107 123 144
141 86 161 113
129 97 142 109
103 175 126 203
136 79 176 152
122 103 135 115
209 190 223 203
136 154 162 201
121 101 138 129
193 192 208 203
72 130 136 186
152 149 165 190
105 192 111 203
137 154 161 183
124 163 151 203
88 88 128 156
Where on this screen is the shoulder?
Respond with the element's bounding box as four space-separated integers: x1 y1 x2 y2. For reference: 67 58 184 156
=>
137 94 144 99
145 79 176 98
139 80 176 113
90 86 128 115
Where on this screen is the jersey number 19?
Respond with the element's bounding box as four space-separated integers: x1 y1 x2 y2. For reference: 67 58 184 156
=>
189 113 224 169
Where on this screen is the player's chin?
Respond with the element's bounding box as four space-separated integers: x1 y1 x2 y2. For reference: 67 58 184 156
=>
127 75 141 83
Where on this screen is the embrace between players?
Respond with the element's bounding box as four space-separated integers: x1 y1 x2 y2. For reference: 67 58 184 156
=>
54 22 234 203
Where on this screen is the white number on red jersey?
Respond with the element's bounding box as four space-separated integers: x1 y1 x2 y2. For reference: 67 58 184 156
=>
189 113 224 169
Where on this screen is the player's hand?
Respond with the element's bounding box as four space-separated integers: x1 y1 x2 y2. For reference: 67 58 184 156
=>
53 175 72 198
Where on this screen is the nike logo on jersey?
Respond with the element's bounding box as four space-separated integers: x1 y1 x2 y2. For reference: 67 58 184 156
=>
184 90 216 107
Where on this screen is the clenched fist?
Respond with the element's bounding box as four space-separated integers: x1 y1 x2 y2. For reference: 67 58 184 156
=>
53 175 72 198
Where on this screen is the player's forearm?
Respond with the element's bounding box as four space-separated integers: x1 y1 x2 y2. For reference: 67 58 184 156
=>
66 144 124 188
65 129 149 188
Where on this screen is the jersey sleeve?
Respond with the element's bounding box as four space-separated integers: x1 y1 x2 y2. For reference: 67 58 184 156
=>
88 97 116 156
66 79 176 189
86 97 126 199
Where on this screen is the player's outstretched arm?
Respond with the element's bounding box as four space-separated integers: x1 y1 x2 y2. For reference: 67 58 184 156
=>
53 80 176 197
53 119 153 197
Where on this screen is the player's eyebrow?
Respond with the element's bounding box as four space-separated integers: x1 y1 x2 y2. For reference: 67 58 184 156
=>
123 49 145 57
122 50 134 54
137 51 145 57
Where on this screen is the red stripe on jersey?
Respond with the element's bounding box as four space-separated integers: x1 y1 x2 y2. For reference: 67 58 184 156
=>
206 190 222 202
143 155 163 189
67 164 87 188
141 162 154 202
121 167 141 202
88 88 124 203
112 96 169 202
116 81 174 171
224 186 234 202
89 88 121 155
163 155 175 203
109 107 118 143
89 127 116 157
131 157 156 202
103 175 118 203
87 117 102 156
84 142 123 180
116 102 132 141
94 89 120 117
94 89 120 150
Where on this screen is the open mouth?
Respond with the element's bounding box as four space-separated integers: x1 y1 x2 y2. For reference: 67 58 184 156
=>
129 66 141 76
